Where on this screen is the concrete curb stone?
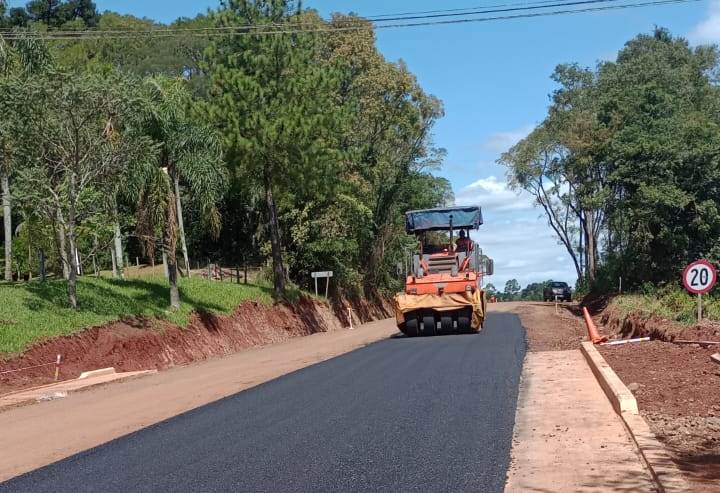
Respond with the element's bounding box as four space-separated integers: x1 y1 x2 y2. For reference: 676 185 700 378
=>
581 342 693 493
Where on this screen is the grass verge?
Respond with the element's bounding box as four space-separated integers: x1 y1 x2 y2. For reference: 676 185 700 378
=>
0 276 275 355
610 285 720 325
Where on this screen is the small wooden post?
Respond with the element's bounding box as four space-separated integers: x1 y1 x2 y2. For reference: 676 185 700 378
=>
136 257 140 268
244 260 248 284
325 275 330 298
698 293 703 322
54 354 62 382
236 266 240 284
314 277 319 296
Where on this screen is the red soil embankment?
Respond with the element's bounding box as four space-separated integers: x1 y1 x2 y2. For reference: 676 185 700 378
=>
599 305 720 342
0 297 377 395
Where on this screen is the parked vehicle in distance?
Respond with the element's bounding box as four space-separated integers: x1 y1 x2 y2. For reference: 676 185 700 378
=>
543 281 572 302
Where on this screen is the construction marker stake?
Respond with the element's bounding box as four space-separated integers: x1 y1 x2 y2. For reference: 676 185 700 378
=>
54 354 62 382
348 307 354 330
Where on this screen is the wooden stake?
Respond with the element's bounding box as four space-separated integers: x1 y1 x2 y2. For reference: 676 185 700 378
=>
698 293 703 322
54 354 62 382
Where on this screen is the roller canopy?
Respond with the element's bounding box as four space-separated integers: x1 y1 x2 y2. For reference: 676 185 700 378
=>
405 206 483 233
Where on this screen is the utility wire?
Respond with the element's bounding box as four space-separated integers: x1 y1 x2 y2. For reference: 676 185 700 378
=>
0 0 700 40
0 0 631 34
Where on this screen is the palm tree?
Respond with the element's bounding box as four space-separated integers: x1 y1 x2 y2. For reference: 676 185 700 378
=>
132 76 225 309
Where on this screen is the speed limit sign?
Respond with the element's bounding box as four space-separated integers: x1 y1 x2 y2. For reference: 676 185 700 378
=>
682 260 717 295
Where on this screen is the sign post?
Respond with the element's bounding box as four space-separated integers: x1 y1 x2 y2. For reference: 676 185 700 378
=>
311 271 334 298
682 260 717 322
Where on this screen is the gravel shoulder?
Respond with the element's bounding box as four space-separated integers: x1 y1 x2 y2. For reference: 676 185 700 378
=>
489 301 586 351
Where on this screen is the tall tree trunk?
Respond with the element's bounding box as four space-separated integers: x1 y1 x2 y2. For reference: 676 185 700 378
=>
66 171 79 309
39 250 46 282
165 191 180 310
2 170 12 282
585 211 597 283
110 247 118 278
113 213 124 280
172 170 191 278
264 171 285 296
56 210 70 280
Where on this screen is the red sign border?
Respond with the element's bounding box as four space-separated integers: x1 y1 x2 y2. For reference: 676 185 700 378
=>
682 260 718 295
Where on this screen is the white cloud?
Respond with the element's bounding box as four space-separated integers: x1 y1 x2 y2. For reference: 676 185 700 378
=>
481 125 534 154
455 175 535 214
471 218 578 290
689 0 720 45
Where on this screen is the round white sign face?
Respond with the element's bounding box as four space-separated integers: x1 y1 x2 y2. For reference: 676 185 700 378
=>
682 260 718 295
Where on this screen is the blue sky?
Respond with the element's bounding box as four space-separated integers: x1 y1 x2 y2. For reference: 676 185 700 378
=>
11 0 719 289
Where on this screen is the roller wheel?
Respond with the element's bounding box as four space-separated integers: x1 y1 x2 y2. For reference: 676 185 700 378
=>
422 313 437 337
405 313 419 337
457 310 472 334
440 315 453 334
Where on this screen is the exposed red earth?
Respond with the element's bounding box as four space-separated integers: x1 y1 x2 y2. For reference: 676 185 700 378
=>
0 297 390 395
596 306 720 491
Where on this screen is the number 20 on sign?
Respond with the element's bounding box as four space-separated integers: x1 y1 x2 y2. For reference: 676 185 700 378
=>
682 260 718 321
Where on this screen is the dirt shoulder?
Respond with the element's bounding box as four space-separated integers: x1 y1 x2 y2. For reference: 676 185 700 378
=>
489 301 587 351
595 307 720 491
0 318 398 482
497 302 656 491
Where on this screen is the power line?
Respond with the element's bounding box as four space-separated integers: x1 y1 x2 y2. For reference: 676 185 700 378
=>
0 0 700 40
0 0 630 35
364 0 632 22
364 0 569 18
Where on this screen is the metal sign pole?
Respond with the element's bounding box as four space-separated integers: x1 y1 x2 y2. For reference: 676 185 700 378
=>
314 277 318 297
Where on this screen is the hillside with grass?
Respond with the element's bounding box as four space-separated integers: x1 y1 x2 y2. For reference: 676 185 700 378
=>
0 277 276 355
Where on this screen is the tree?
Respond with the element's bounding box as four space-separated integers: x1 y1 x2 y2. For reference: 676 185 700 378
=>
201 1 343 296
138 76 224 278
16 70 143 307
318 14 449 295
504 279 521 301
0 34 51 281
129 75 224 308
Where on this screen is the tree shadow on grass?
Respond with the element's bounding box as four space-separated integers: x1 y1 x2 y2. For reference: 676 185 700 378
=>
19 278 233 322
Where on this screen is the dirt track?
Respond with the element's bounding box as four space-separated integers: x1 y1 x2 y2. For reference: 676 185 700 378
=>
490 301 587 351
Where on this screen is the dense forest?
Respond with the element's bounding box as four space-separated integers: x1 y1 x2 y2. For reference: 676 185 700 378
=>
501 28 720 293
0 0 452 308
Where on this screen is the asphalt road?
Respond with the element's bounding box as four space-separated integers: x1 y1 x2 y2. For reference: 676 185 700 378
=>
2 312 526 493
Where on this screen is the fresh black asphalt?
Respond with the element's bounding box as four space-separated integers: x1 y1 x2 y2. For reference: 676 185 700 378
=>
2 312 527 493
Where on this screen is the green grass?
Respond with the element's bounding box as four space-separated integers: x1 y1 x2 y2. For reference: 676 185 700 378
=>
0 276 276 355
610 285 720 325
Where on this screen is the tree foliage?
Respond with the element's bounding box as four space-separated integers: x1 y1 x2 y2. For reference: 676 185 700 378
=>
502 28 720 291
0 3 452 308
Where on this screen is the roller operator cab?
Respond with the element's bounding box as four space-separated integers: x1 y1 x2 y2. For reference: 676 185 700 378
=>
394 206 494 337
